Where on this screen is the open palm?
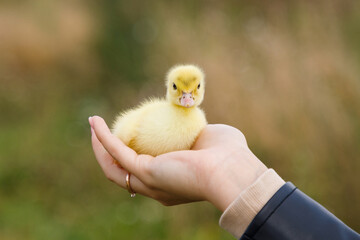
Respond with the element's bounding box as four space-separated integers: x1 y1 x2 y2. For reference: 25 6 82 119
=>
89 116 266 211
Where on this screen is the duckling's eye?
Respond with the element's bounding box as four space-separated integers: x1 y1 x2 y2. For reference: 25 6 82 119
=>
173 83 177 90
197 84 200 89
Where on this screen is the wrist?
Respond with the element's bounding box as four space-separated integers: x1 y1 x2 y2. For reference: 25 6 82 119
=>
219 169 285 238
206 152 268 212
215 166 267 212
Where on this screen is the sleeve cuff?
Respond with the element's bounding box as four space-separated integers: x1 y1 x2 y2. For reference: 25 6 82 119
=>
219 169 285 239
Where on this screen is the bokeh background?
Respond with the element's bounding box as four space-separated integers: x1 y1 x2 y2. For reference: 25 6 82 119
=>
1 0 359 239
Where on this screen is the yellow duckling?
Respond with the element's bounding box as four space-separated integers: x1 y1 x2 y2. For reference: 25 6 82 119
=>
112 64 207 156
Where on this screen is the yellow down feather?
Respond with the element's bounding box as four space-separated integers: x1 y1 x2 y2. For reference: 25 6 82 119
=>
112 64 207 156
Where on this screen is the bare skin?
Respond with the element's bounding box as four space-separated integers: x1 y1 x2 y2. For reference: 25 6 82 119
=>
89 116 267 212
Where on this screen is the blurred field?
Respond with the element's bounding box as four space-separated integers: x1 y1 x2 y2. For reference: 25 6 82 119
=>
0 1 359 239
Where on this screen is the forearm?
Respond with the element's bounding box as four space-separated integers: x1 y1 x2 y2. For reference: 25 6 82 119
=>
219 170 360 240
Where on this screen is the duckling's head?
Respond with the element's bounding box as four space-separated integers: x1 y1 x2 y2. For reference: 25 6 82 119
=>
166 64 205 108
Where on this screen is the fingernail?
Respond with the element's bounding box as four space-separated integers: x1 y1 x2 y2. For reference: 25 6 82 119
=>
88 116 93 126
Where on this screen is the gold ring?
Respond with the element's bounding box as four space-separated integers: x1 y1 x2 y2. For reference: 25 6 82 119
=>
125 173 136 197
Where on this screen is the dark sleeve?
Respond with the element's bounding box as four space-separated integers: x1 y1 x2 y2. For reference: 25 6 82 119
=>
240 182 360 240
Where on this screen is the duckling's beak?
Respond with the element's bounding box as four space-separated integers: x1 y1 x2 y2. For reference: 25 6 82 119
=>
180 92 195 108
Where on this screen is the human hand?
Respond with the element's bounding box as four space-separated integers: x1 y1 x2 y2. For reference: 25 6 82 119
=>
89 116 267 211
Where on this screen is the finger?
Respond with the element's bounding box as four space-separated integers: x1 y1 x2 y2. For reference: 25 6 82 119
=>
91 127 154 197
90 116 149 177
105 166 154 198
91 126 120 171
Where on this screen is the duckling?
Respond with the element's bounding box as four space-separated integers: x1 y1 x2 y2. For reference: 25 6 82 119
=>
112 64 207 156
